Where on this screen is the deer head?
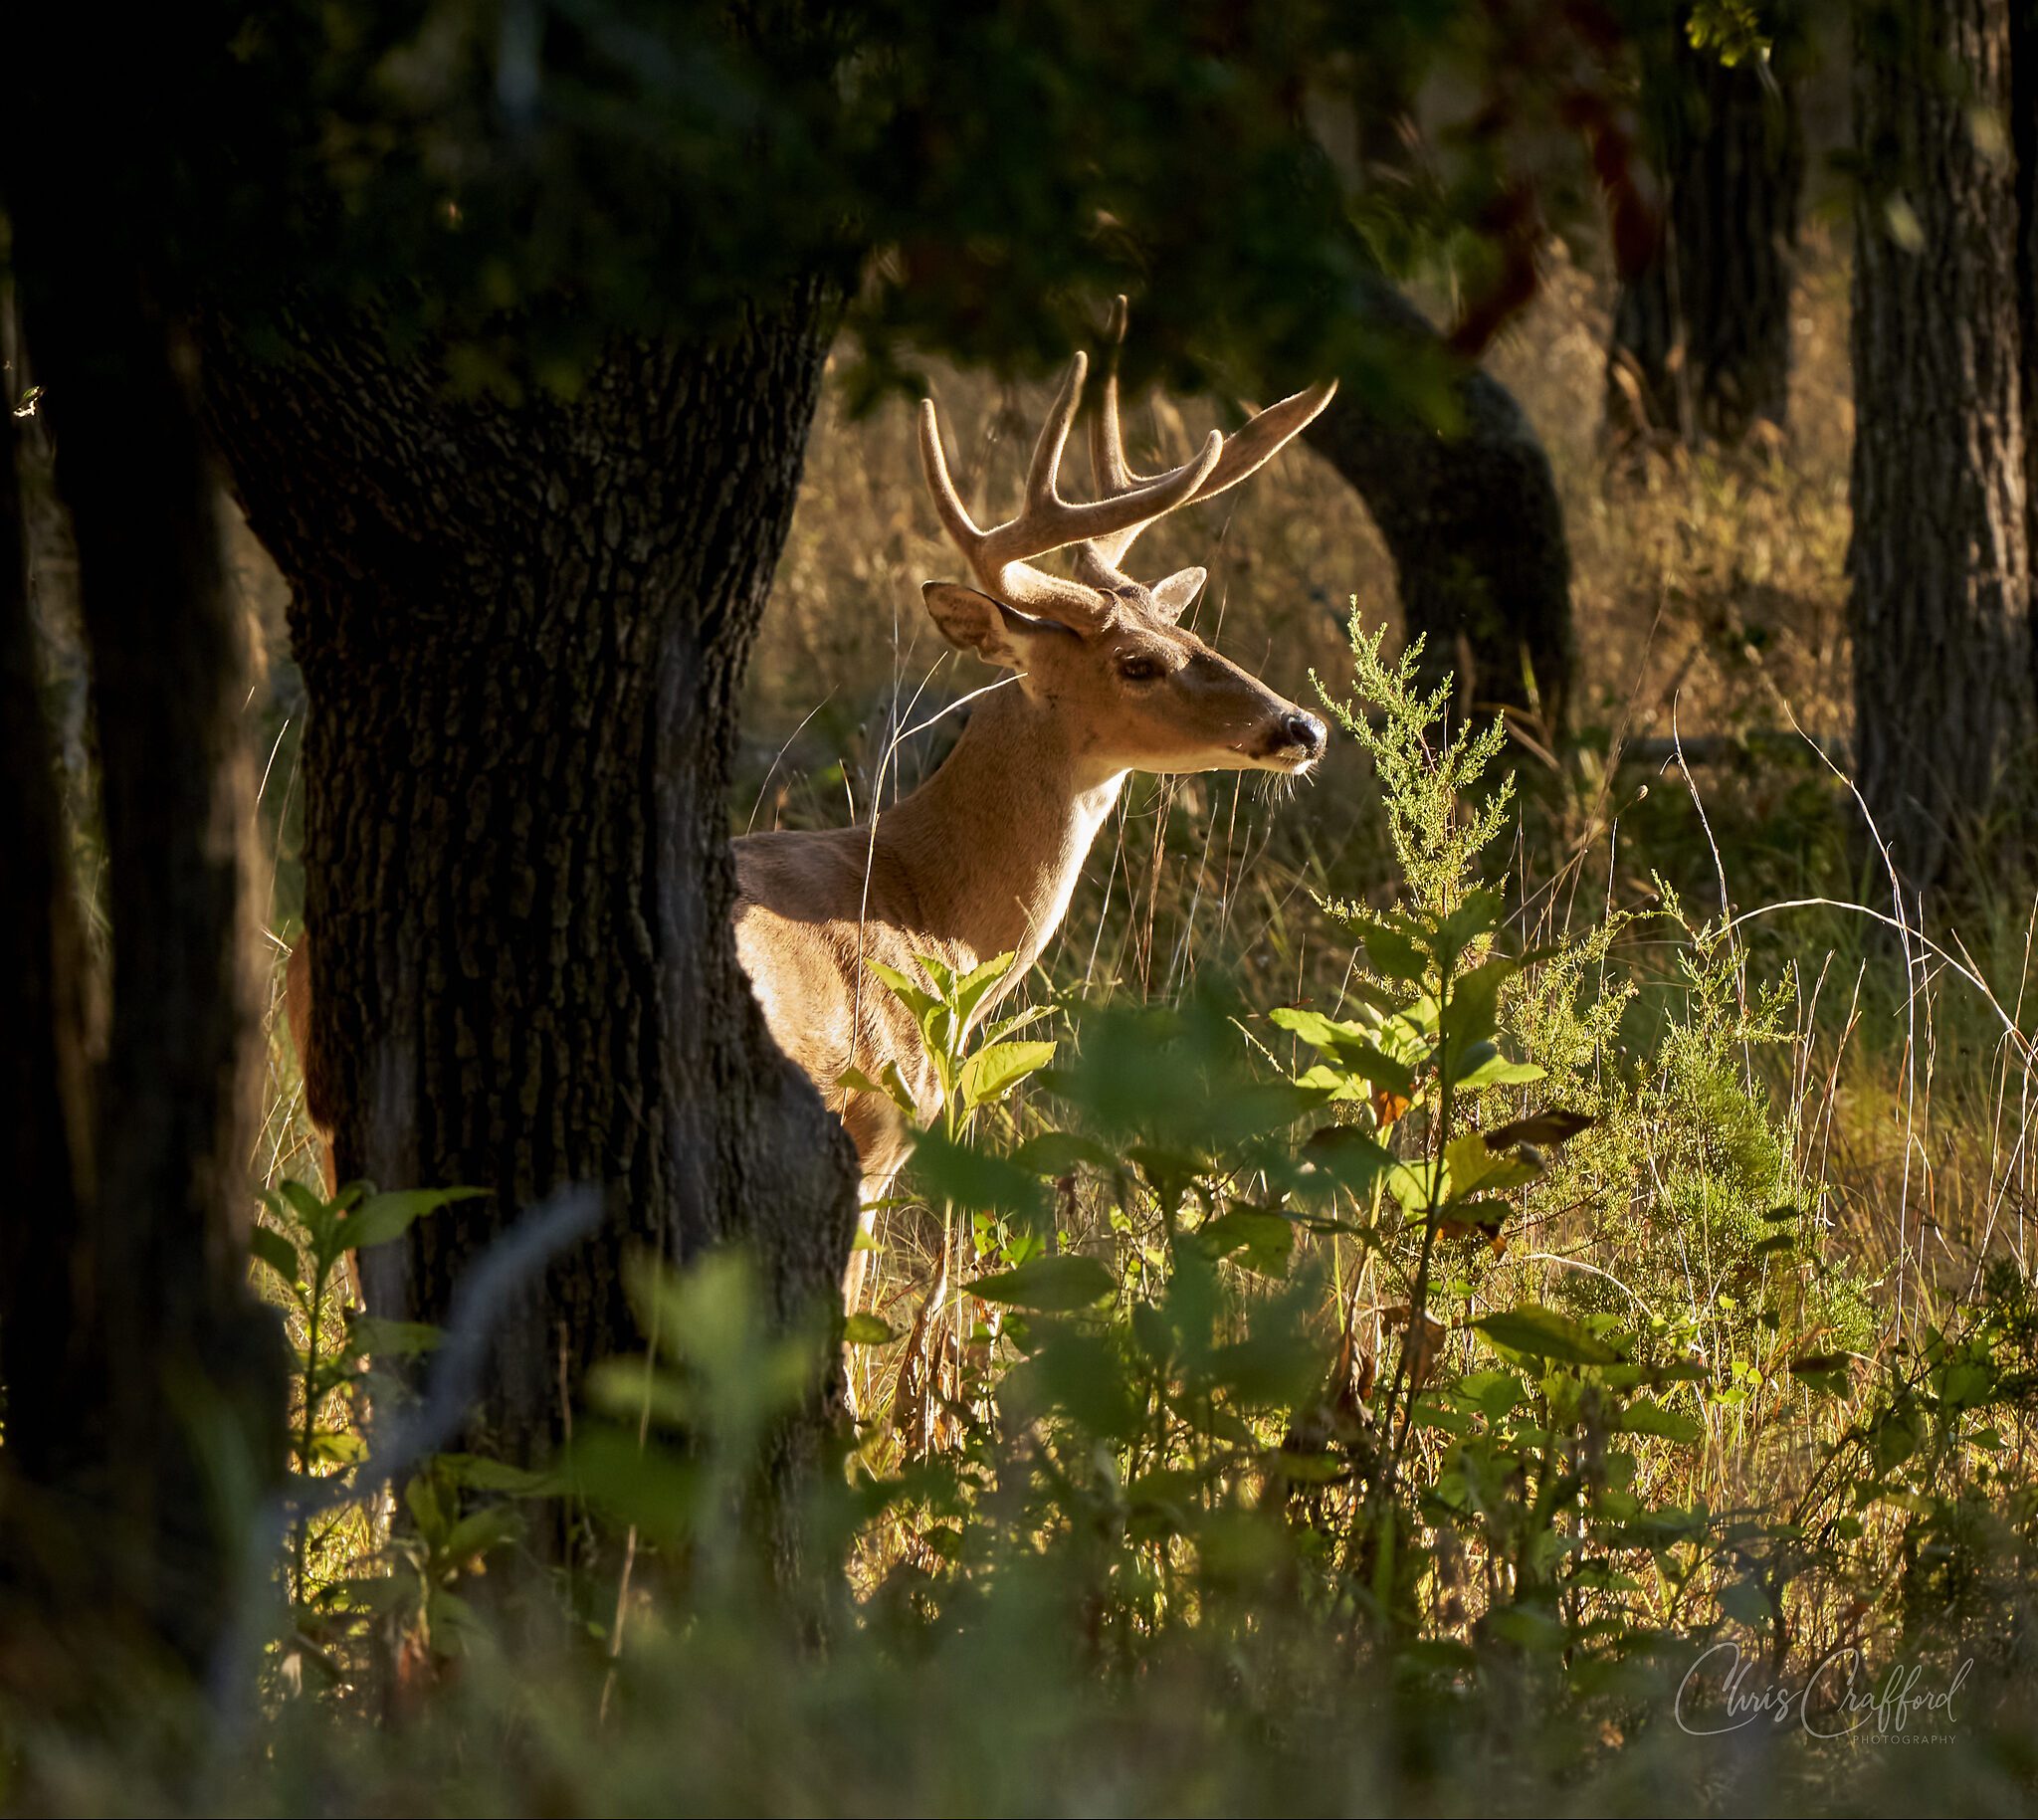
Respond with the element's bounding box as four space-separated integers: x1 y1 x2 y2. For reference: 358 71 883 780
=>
917 302 1335 780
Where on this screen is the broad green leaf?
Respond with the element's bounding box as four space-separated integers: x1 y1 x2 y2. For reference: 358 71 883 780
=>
1474 1304 1620 1365
1456 1047 1546 1090
1301 1124 1397 1197
1441 1131 1542 1201
1439 957 1515 1068
340 1185 483 1252
843 1312 900 1345
835 1062 918 1115
952 951 1018 1026
1010 1129 1114 1175
969 1253 1115 1312
439 1507 523 1565
982 1003 1054 1045
957 1039 1057 1111
1192 1206 1295 1276
865 958 942 1046
912 1128 1049 1220
1483 1109 1596 1148
1269 1007 1417 1097
347 1315 444 1358
1352 917 1427 981
1619 1398 1705 1444
434 1454 560 1496
250 1224 301 1291
1432 888 1505 970
1006 1330 1142 1438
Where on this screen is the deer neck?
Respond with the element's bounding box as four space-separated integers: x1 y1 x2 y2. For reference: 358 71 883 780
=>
877 682 1124 985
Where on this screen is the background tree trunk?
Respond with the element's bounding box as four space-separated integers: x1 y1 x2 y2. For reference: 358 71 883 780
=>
200 303 861 1525
2014 0 2037 644
1608 11 1805 448
1306 270 1574 730
1849 0 2033 893
0 219 286 1693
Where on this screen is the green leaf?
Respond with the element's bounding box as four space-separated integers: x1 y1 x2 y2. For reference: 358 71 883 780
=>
250 1224 301 1291
1353 917 1427 981
912 1128 1050 1220
835 1062 919 1115
957 1039 1057 1111
1619 1398 1705 1444
1300 1123 1398 1198
1192 1206 1296 1276
1269 1008 1417 1097
340 1186 482 1252
1439 957 1515 1069
439 1507 523 1565
1483 1109 1596 1149
434 1454 561 1496
952 950 1018 1026
1455 1047 1546 1090
1474 1304 1620 1365
347 1315 444 1358
969 1253 1115 1313
1010 1129 1114 1175
1442 1131 1541 1201
843 1313 900 1345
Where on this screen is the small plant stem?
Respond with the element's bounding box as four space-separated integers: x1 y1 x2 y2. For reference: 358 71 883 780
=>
295 1256 326 1609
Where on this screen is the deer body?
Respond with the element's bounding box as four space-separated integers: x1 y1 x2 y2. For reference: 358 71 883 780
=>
733 682 1128 1194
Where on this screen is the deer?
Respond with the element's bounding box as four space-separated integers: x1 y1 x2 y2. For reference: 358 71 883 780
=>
733 303 1333 1312
285 303 1332 1319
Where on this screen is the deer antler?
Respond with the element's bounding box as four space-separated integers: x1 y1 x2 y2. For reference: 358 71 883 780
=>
1075 296 1339 586
917 352 1223 629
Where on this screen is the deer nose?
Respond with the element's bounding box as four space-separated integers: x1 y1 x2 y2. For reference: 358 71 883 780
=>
1282 710 1326 757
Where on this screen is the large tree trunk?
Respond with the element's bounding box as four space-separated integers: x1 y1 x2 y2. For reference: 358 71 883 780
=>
0 219 285 1692
1608 11 1804 448
1849 0 2032 893
2014 1 2037 644
1306 271 1574 728
200 302 861 1519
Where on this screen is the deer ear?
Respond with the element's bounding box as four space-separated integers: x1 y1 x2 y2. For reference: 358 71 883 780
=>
1148 566 1207 625
922 582 1037 668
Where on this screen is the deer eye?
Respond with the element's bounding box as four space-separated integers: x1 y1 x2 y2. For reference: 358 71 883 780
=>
1117 654 1165 683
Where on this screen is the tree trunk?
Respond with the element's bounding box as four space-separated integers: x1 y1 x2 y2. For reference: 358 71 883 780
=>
1849 0 2032 893
0 227 285 1692
1608 12 1804 448
2014 0 2038 651
199 302 861 1519
1306 271 1574 729
0 314 94 1623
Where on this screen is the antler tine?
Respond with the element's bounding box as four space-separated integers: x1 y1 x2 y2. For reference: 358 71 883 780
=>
1085 296 1339 570
918 352 1223 629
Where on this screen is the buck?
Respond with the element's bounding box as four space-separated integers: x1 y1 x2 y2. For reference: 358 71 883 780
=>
287 305 1332 1313
734 305 1332 1308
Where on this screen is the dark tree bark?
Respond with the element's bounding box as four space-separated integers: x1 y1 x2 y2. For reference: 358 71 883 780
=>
1608 14 1805 448
1849 0 2033 892
2014 1 2038 645
0 228 286 1693
1306 271 1574 728
0 320 92 1577
200 301 861 1517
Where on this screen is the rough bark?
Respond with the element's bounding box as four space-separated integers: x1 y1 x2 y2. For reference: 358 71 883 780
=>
1849 0 2033 892
1608 13 1804 448
0 233 285 1689
199 301 861 1513
2014 0 2038 652
1306 271 1574 728
0 318 91 1552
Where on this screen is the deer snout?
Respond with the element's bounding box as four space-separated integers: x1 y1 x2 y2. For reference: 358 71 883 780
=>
1262 708 1326 766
